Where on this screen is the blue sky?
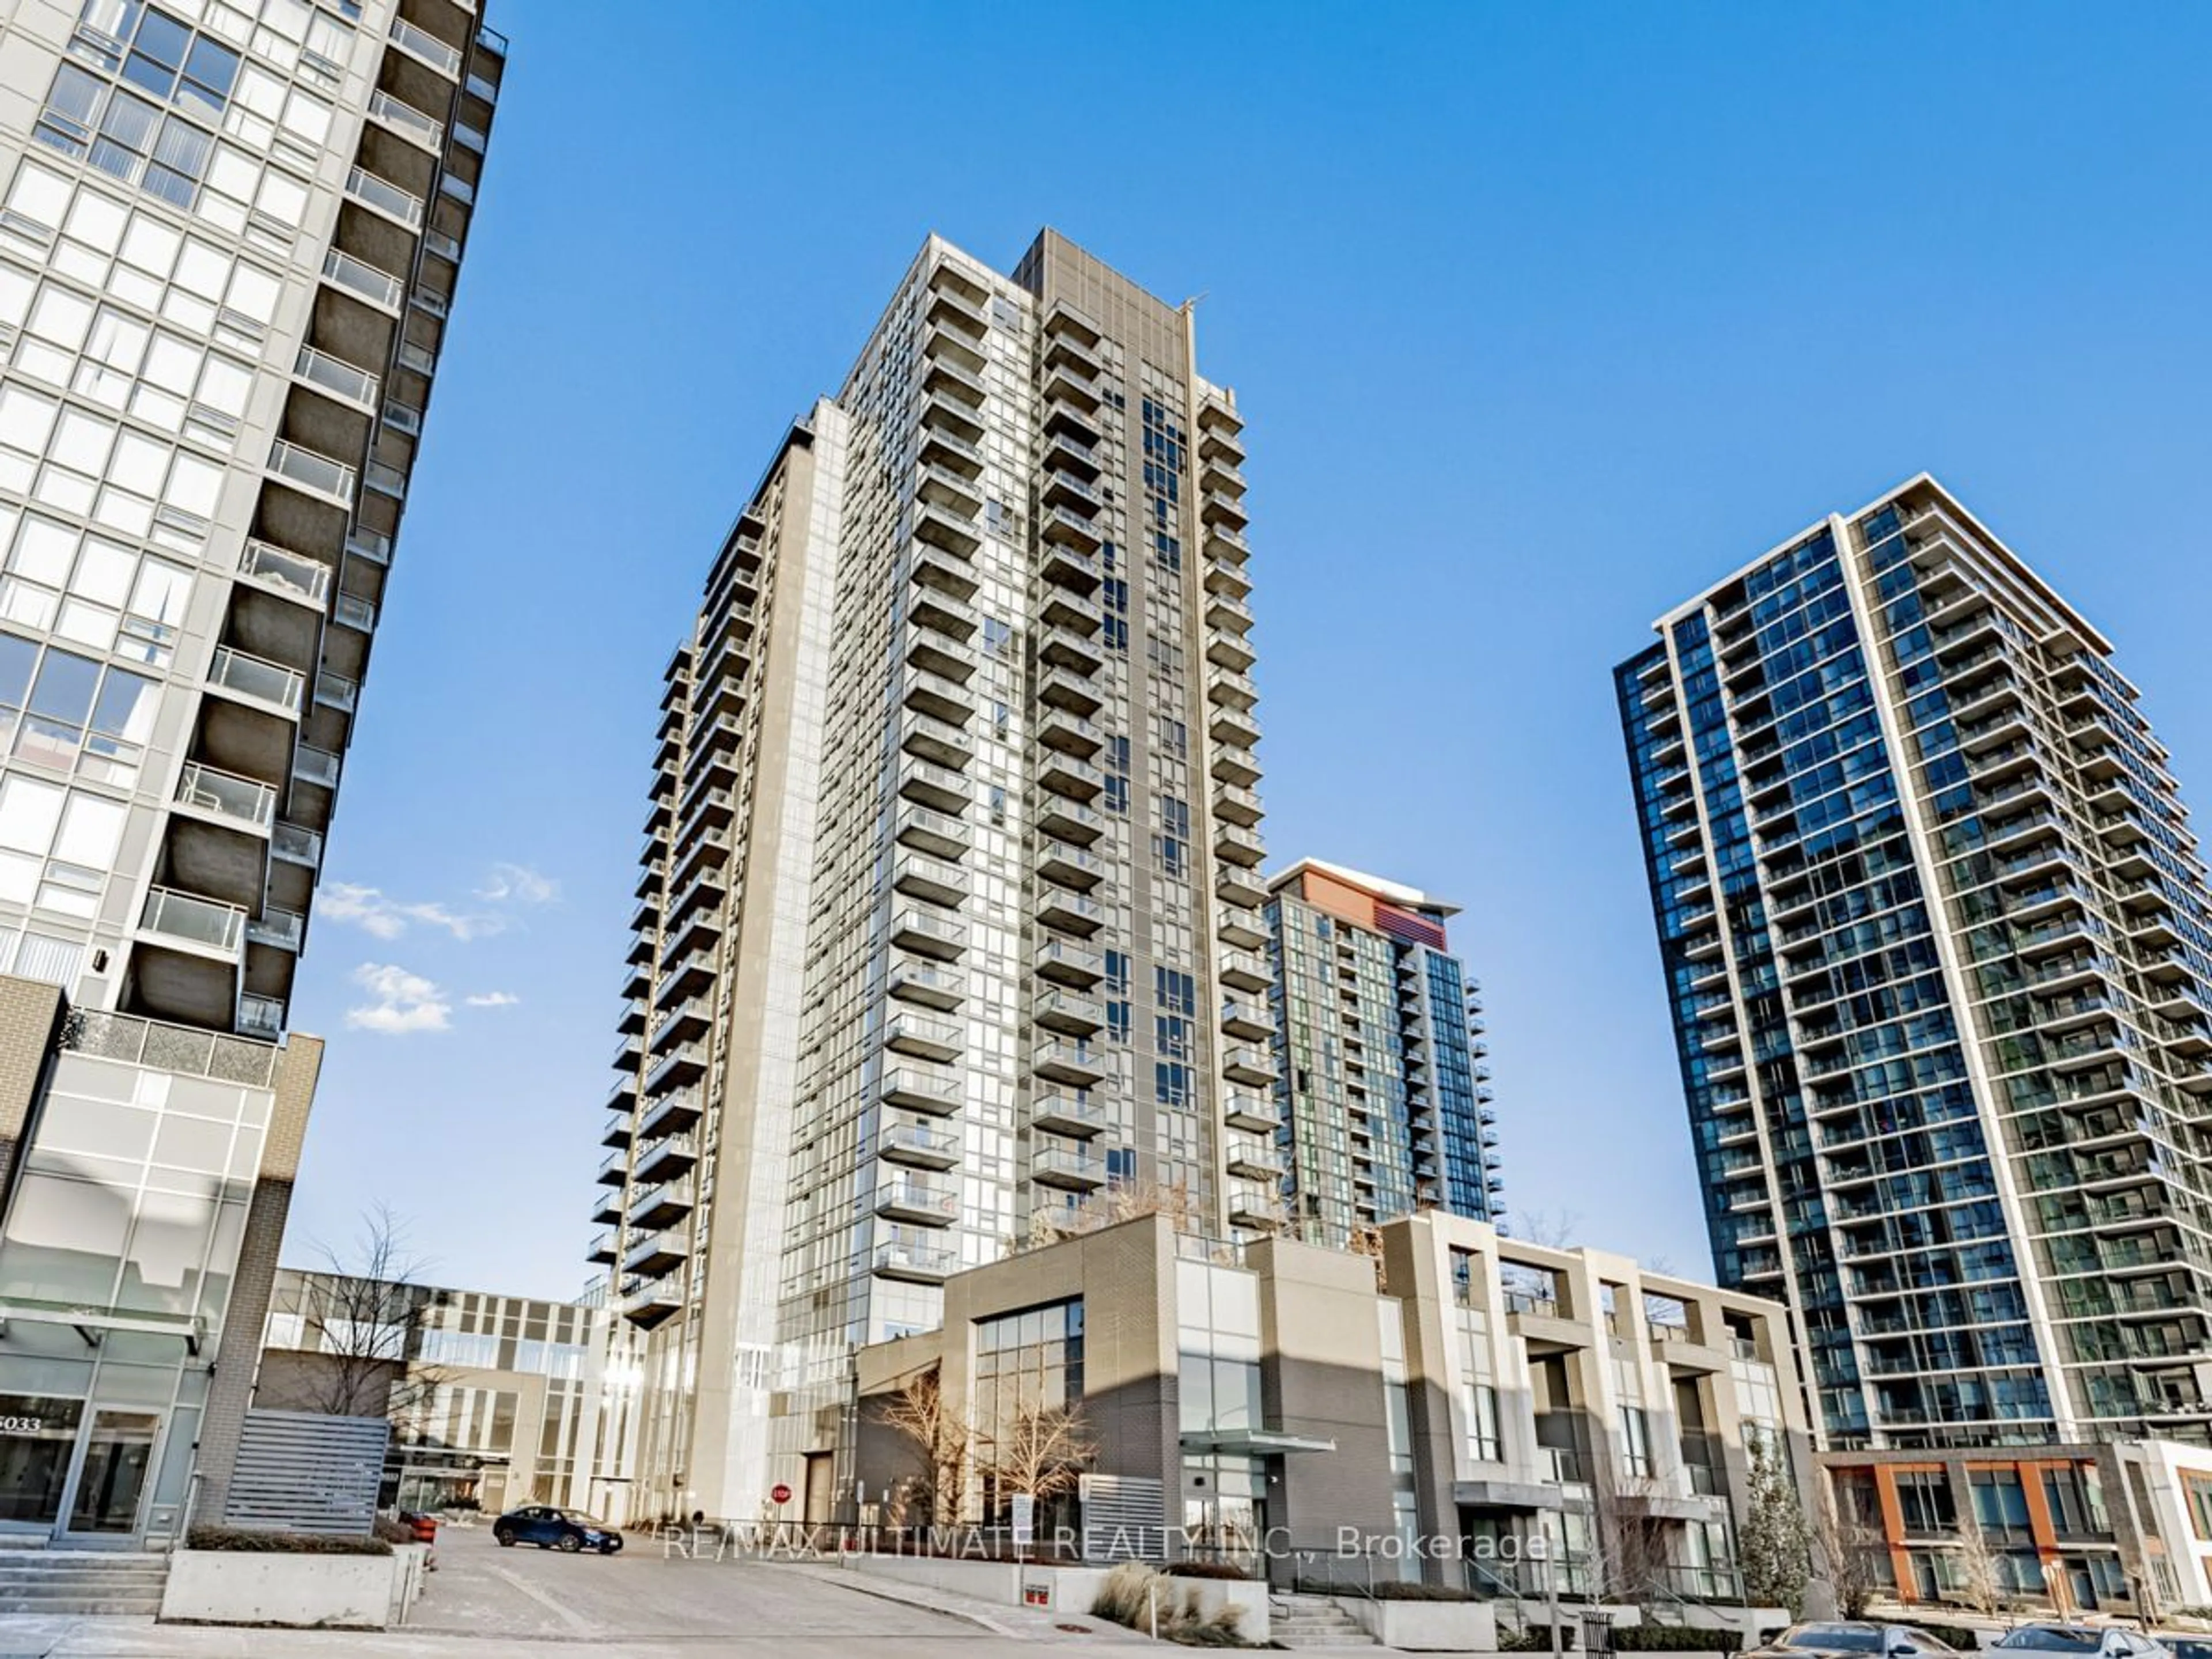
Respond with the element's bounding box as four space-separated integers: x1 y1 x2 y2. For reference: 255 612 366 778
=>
276 1 2212 1297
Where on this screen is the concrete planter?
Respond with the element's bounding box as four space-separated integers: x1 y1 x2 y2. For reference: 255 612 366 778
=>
843 1555 1268 1641
161 1549 404 1629
1336 1597 1498 1652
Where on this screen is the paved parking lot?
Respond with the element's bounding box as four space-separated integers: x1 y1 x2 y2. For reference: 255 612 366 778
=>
0 1525 1146 1658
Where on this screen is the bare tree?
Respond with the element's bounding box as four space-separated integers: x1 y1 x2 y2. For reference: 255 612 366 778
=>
1514 1209 1584 1248
982 1391 1097 1558
1948 1508 2005 1618
872 1366 972 1527
1813 1482 1887 1620
293 1205 451 1423
1588 1444 1672 1605
1019 1179 1205 1252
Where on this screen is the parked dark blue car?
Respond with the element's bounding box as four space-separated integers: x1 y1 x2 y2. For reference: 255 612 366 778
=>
492 1505 622 1555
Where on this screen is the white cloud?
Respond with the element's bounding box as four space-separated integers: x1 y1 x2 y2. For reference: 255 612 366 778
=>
320 882 503 943
477 863 559 906
346 964 451 1035
465 991 520 1009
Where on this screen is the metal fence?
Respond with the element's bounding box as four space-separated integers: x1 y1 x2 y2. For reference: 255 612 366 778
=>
222 1409 389 1535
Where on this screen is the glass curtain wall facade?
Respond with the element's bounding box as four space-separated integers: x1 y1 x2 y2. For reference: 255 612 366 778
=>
1263 859 1502 1247
0 0 502 1544
1621 475 2212 1451
590 231 1275 1524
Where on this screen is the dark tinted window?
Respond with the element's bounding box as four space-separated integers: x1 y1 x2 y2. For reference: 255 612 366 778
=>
1995 1633 2099 1654
1787 1629 1884 1653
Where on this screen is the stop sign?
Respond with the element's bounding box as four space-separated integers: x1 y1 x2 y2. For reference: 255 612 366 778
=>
771 1483 792 1504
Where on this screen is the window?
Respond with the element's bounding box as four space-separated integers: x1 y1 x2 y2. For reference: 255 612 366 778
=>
1619 1406 1653 1479
1893 1468 1956 1533
1467 1383 1502 1461
37 1 240 213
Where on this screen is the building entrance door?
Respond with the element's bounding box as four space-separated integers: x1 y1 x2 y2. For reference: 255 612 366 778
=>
60 1409 162 1543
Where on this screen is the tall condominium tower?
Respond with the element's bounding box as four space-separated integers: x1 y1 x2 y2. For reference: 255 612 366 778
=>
0 0 502 1546
1620 475 2212 1452
1263 858 1502 1245
591 232 1273 1522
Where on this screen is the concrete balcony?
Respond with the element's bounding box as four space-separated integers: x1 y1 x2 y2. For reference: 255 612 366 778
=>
1032 1146 1107 1192
873 1236 958 1283
1219 950 1271 993
903 666 975 726
1038 751 1105 801
923 318 988 376
1228 1183 1278 1230
1203 556 1252 600
891 907 968 962
1037 884 1104 938
1215 821 1266 868
895 802 969 860
900 709 975 770
1210 704 1262 751
1206 627 1256 675
1035 987 1105 1037
881 1063 963 1116
1036 938 1105 988
1205 590 1254 635
1226 1139 1281 1180
629 1178 695 1232
132 887 245 1027
919 419 985 478
1214 783 1263 827
1044 425 1101 480
1040 586 1104 637
918 456 986 517
624 1228 687 1278
621 1272 683 1330
637 1089 703 1142
1221 998 1272 1040
876 1173 960 1226
1200 491 1249 531
1211 743 1262 790
1040 540 1101 594
1224 1094 1280 1133
881 1120 962 1172
1222 1046 1275 1087
1207 666 1258 710
919 389 986 447
1205 523 1249 566
645 1040 707 1094
1037 793 1105 845
1037 839 1104 890
1040 624 1105 676
1033 1037 1108 1086
1032 1090 1108 1138
1218 902 1268 950
634 1133 699 1186
888 957 965 1012
1217 866 1269 910
1039 665 1104 718
908 540 980 602
885 1009 963 1064
897 755 971 815
893 851 968 908
1041 503 1103 554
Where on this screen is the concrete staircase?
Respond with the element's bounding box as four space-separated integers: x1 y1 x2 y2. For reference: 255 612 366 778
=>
1270 1593 1381 1647
0 1549 169 1616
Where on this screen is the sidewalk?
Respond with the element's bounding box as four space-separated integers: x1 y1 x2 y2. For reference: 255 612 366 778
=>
775 1559 1152 1644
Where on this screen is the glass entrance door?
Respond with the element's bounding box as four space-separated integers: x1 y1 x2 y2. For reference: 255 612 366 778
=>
0 1395 84 1532
63 1410 161 1540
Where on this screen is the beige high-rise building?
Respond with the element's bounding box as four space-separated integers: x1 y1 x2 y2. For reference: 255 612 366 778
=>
0 0 502 1547
591 230 1272 1524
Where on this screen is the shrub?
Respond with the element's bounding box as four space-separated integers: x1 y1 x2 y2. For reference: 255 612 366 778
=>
1166 1560 1255 1581
1093 1562 1161 1627
372 1516 415 1546
1501 1631 1558 1653
185 1524 390 1556
1370 1581 1472 1601
1613 1627 1744 1652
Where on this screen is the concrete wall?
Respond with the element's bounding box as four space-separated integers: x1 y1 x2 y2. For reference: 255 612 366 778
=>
162 1547 401 1629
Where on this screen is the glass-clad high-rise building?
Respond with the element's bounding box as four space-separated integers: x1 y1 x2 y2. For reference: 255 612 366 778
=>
1263 858 1502 1245
0 0 503 1545
1620 475 2212 1451
589 231 1277 1523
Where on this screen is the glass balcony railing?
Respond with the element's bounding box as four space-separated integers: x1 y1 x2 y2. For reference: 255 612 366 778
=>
247 908 304 952
346 166 422 227
389 14 461 74
208 646 304 713
368 89 444 148
267 440 355 503
141 886 244 954
322 247 404 309
237 993 285 1039
238 539 331 604
294 344 378 407
175 762 275 830
294 743 340 789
